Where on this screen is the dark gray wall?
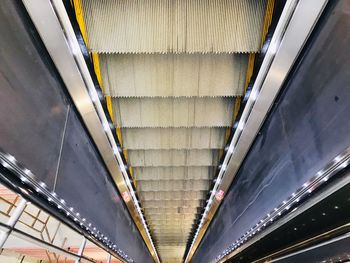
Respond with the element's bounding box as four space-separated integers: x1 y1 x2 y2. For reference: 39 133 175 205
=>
192 1 350 262
0 1 153 262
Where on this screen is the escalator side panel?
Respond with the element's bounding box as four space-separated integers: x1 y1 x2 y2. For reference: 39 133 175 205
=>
192 1 350 262
0 1 153 262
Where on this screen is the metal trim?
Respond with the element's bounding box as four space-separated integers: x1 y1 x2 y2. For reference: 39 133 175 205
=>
184 0 328 261
21 0 159 262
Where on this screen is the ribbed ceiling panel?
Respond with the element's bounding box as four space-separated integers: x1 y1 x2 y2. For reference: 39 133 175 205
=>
145 207 200 215
113 97 234 128
149 218 196 224
151 225 193 231
83 1 266 260
129 151 219 167
121 128 226 150
100 54 247 97
104 54 241 262
150 223 195 229
81 0 267 54
139 191 207 201
157 246 187 261
143 200 204 208
147 214 196 222
157 246 187 262
137 180 210 192
134 167 215 181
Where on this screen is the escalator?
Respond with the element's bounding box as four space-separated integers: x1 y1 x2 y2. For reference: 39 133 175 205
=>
0 0 350 263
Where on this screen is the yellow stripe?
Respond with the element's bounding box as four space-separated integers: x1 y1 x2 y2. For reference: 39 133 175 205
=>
91 53 103 89
244 53 256 92
72 0 88 45
260 0 276 48
105 96 114 122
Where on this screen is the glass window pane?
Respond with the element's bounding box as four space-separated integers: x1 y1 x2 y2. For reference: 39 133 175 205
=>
111 255 123 263
2 231 76 262
83 240 109 262
0 183 19 225
0 183 111 263
51 223 85 255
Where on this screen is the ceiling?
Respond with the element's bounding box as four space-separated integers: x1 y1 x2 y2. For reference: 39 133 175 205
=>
80 0 267 261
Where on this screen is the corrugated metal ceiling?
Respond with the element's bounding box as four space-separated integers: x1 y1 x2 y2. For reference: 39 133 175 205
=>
81 0 267 261
82 0 266 54
120 128 226 150
133 167 216 180
129 151 219 167
100 54 247 97
112 97 235 128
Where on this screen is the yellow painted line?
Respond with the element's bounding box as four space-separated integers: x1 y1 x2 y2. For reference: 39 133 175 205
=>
91 53 103 90
72 0 88 45
261 0 276 48
244 53 256 93
105 96 115 122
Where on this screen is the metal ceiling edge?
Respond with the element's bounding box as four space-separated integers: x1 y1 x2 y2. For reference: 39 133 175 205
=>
184 0 329 262
21 0 160 262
